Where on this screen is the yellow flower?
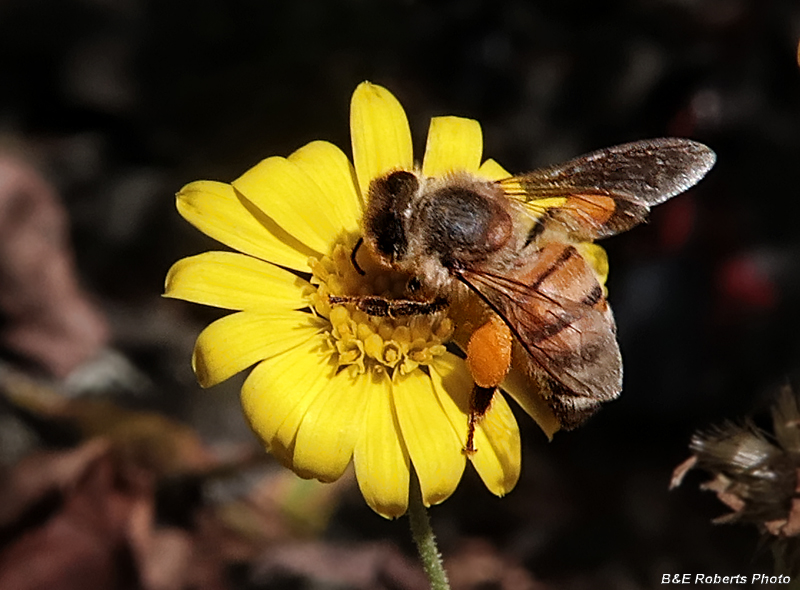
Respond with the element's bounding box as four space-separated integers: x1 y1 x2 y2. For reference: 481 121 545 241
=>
165 82 558 518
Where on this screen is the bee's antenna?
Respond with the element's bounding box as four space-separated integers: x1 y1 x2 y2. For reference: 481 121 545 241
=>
351 236 366 275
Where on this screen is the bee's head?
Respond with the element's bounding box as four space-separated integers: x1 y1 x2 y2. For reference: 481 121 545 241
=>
363 169 513 280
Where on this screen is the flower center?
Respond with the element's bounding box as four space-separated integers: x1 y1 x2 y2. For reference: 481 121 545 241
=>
307 236 453 376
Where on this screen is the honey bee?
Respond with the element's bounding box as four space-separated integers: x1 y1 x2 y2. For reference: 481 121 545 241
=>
331 138 715 452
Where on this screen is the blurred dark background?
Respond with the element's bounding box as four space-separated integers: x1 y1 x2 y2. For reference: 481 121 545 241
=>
1 0 799 588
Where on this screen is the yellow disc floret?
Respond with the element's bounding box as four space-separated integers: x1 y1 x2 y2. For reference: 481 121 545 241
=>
307 238 453 378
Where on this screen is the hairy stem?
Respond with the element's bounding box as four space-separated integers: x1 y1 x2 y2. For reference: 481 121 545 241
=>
408 469 451 590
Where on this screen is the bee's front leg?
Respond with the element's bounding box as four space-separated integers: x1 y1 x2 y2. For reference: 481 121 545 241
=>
328 295 448 317
465 314 513 453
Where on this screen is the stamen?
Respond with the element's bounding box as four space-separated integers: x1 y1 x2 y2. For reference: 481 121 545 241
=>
307 236 452 377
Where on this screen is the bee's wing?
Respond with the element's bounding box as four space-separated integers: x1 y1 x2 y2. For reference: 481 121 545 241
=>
460 242 622 429
499 138 716 240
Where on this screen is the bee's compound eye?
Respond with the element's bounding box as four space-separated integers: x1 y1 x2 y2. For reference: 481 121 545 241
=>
365 171 418 263
372 211 406 260
384 170 419 198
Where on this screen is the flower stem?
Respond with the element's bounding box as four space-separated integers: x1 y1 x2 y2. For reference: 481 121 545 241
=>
408 469 451 590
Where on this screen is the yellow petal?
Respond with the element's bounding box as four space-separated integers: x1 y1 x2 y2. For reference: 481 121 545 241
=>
354 369 410 518
165 252 310 311
292 368 369 482
501 367 560 440
392 371 465 507
240 340 336 473
350 82 413 197
476 158 512 181
429 354 521 496
575 242 609 287
193 310 325 388
288 141 363 230
232 156 345 255
470 392 521 496
427 354 471 449
422 116 483 177
177 181 315 271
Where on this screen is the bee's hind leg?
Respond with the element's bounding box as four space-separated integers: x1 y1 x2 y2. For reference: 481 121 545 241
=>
464 315 512 453
465 385 497 454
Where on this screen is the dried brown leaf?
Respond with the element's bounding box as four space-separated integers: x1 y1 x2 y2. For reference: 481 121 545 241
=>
0 155 108 377
251 540 428 590
0 447 148 590
0 438 111 527
445 538 546 590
